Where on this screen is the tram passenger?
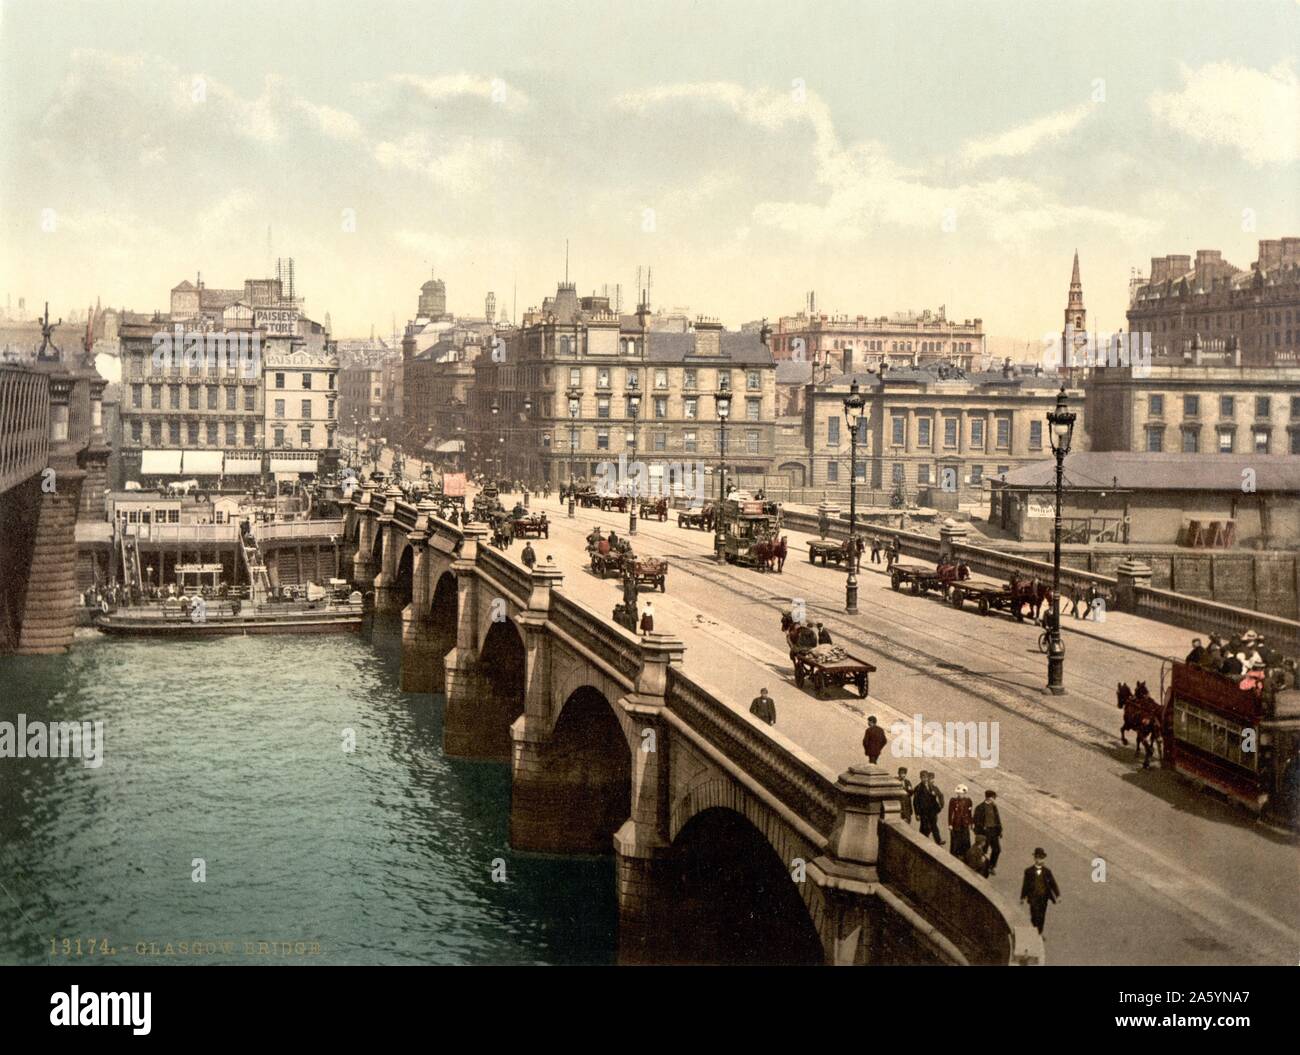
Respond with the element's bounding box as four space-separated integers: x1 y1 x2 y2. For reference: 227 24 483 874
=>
1185 638 1205 664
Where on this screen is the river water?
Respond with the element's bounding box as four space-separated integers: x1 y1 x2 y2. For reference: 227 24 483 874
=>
0 616 616 965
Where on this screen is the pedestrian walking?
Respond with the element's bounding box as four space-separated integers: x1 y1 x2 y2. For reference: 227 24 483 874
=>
948 784 974 858
870 536 881 564
749 687 776 726
897 767 913 824
1020 848 1061 936
862 715 887 764
639 600 654 635
817 509 830 539
913 771 944 845
972 789 1003 874
521 541 536 569
964 835 991 878
886 539 900 570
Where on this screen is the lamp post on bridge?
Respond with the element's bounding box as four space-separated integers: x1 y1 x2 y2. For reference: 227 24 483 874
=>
713 389 732 562
1045 384 1076 696
567 388 581 518
842 379 866 615
627 387 641 536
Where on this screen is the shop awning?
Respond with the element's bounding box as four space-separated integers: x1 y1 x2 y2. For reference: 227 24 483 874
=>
182 450 224 474
273 471 298 483
141 450 182 474
224 457 262 475
268 457 318 474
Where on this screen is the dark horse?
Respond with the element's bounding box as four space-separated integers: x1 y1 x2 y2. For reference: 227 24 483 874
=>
1117 681 1163 768
753 535 789 573
1009 575 1053 622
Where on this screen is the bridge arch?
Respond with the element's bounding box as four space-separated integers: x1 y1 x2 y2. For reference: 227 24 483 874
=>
428 571 458 693
393 543 414 610
660 803 823 965
371 525 383 567
477 617 527 760
510 685 632 854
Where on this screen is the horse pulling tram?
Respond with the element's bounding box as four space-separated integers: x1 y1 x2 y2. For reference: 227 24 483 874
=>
890 560 970 597
1159 660 1300 823
718 496 780 567
948 575 1049 620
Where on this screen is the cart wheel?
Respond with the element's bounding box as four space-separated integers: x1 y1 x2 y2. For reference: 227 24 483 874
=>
856 674 867 698
891 573 901 590
978 596 990 616
951 589 964 608
815 674 827 699
910 580 920 595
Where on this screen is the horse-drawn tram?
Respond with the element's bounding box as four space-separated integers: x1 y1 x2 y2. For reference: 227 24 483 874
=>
948 574 1048 621
718 495 780 567
1162 660 1300 823
891 560 970 597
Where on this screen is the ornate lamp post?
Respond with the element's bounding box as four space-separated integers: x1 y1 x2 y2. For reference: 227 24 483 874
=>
1045 385 1076 695
713 389 732 561
567 389 581 517
522 395 533 505
490 399 501 483
627 390 641 536
842 379 866 614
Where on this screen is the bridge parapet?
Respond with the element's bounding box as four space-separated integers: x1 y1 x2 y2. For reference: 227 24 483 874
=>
0 365 51 495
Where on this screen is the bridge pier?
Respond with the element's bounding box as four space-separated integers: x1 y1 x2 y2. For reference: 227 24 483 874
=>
350 490 380 589
443 524 500 758
399 498 437 693
16 463 86 654
372 486 404 613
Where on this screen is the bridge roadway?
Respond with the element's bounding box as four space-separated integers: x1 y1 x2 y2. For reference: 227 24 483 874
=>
479 489 1298 965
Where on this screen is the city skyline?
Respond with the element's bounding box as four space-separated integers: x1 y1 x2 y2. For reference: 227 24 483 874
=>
2 0 1298 340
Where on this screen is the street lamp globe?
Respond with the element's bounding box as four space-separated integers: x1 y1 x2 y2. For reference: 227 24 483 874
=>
1048 387 1076 454
715 391 732 419
490 401 500 417
523 397 533 414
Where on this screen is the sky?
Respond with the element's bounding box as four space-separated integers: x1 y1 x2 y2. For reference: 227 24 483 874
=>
1 0 1297 342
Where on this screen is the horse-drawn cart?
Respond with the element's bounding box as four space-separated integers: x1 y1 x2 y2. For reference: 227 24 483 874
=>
638 497 668 522
793 645 876 699
678 504 713 530
808 538 857 567
890 561 969 597
947 576 1046 620
512 513 549 539
627 556 668 591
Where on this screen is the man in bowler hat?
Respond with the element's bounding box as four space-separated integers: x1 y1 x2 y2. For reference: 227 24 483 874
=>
1020 848 1061 936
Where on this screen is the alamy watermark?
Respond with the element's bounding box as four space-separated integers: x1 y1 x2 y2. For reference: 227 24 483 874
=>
1041 325 1151 377
595 455 708 504
151 325 261 378
889 714 999 769
0 714 105 768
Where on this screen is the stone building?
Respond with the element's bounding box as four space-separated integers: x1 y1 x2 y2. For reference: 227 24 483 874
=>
338 363 384 426
1084 363 1300 456
262 345 339 480
802 361 1083 505
770 306 985 375
1126 237 1300 365
468 282 777 490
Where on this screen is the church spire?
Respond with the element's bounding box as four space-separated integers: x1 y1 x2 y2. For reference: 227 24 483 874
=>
1065 249 1085 331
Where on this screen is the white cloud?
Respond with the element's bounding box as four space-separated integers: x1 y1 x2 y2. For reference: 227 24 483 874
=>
959 104 1094 165
1148 61 1300 166
293 99 364 142
387 73 530 112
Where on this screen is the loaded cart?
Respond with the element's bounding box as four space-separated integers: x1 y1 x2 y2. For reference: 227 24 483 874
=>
793 644 876 699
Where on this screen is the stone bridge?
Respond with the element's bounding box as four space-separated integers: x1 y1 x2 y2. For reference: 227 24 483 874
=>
343 484 1042 966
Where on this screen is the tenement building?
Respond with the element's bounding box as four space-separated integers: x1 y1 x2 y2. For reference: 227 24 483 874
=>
1127 237 1300 365
469 282 777 490
769 305 985 375
802 361 1083 505
338 362 385 427
1084 361 1300 456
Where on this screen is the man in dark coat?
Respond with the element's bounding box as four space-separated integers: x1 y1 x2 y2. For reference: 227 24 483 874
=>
521 542 536 569
972 789 1004 874
1184 638 1205 664
749 688 776 726
913 771 944 845
816 622 833 645
862 716 887 764
897 767 913 824
870 536 882 564
1020 848 1061 935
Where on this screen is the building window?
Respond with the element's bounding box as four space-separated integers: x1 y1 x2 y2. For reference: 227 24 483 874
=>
944 417 959 448
1029 420 1043 449
301 399 312 419
1291 396 1300 418
1255 396 1271 419
826 461 839 482
169 421 180 444
275 399 285 418
1146 426 1164 452
275 373 285 389
149 421 161 445
188 386 200 410
226 422 237 445
1220 395 1234 418
1290 430 1300 455
187 421 199 444
1149 394 1164 416
1181 427 1199 453
828 417 840 446
598 368 610 389
327 400 335 420
302 373 312 389
970 419 985 448
654 397 668 419
130 420 142 442
300 427 312 446
653 432 667 452
684 397 698 420
569 367 581 388
207 386 218 410
597 397 610 419
274 428 285 447
683 431 697 453
168 385 180 409
132 384 142 408
1183 394 1199 417
150 385 161 409
206 422 218 445
891 417 905 446
1217 428 1234 454
746 398 760 422
747 431 759 454
1253 428 1270 454
626 368 641 390
996 417 1011 449
245 422 256 446
655 368 668 389
892 463 906 484
684 369 697 390
596 429 610 450
917 418 931 448
918 464 931 486
747 370 761 391
717 370 729 391
969 464 983 484
244 390 255 411
226 387 237 410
